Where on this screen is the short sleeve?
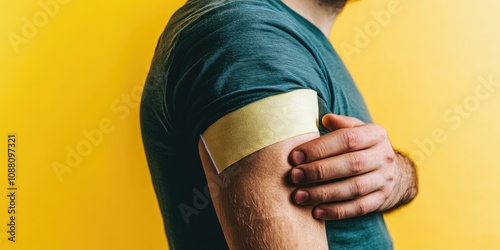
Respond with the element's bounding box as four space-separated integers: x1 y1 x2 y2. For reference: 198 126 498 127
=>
168 2 329 149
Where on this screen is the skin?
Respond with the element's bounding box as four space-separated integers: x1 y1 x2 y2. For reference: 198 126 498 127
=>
289 114 418 220
199 133 329 249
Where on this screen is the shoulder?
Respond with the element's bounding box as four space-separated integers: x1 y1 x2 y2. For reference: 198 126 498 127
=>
162 0 328 142
172 0 311 59
182 0 299 34
168 0 324 91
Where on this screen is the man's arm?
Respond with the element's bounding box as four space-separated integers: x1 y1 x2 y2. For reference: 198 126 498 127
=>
198 132 328 249
288 114 418 220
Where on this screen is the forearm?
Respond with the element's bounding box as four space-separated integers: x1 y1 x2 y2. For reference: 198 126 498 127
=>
383 150 419 213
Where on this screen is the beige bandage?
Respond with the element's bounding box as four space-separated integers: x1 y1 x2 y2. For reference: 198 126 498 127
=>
200 89 319 174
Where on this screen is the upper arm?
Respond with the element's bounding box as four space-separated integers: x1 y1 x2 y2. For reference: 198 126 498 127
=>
197 90 328 249
198 132 327 249
178 8 330 248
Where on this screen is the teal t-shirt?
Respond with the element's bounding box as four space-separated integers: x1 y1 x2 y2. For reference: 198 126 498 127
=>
140 0 393 249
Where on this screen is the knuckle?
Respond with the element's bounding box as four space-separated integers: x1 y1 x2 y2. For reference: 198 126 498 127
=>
357 201 371 215
312 162 326 181
319 188 330 201
308 143 328 160
384 148 396 163
382 164 396 181
312 185 339 203
385 169 395 182
310 188 328 203
352 178 368 197
333 206 347 219
343 131 359 150
348 153 364 173
380 188 391 200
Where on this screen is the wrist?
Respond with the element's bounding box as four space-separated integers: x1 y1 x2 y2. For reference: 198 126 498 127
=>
382 150 418 213
395 150 418 205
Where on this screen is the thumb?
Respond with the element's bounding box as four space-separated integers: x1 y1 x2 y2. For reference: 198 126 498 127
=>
322 113 365 131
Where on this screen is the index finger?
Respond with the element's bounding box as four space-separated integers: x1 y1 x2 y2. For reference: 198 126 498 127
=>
289 124 386 165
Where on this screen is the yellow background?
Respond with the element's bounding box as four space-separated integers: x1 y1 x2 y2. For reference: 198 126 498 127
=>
0 0 499 249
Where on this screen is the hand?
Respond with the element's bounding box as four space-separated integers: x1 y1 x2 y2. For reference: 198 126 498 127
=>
288 114 417 220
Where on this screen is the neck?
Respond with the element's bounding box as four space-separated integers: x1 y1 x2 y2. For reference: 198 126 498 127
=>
281 0 346 37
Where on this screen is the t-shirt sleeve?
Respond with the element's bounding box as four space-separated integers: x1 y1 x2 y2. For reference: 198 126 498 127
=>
169 3 329 171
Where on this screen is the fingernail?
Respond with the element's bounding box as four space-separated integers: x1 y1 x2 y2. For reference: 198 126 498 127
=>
314 208 326 219
294 190 309 204
291 168 305 184
291 150 305 165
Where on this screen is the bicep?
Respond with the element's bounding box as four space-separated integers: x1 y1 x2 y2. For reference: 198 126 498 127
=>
198 132 328 250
